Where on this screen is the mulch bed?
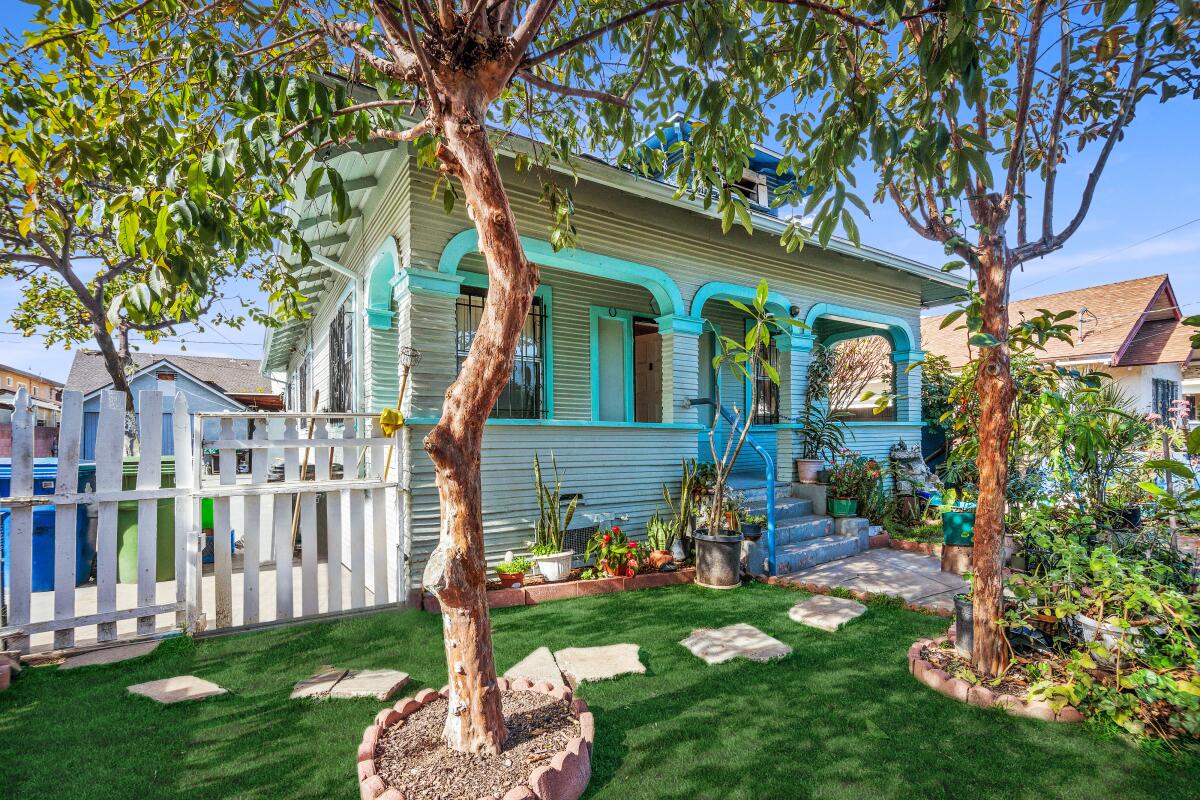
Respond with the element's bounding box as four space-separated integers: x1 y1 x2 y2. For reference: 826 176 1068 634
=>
921 640 1046 699
375 690 580 800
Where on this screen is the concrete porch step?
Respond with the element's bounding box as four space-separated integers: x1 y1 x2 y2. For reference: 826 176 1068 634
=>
776 533 869 574
775 515 834 546
744 497 814 522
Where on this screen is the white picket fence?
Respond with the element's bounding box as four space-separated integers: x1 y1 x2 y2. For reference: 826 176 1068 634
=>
0 387 406 653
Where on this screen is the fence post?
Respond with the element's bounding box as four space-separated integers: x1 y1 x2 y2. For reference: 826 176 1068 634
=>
94 390 125 642
53 391 83 650
134 391 163 636
8 388 33 653
172 393 197 631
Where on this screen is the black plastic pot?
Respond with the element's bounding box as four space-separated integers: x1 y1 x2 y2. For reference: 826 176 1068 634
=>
693 529 744 589
1114 505 1143 531
740 522 763 541
954 594 973 656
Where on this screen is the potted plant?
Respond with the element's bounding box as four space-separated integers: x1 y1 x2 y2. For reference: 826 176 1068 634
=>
794 405 849 483
584 525 641 578
530 454 578 582
827 450 871 518
663 459 699 560
494 554 532 589
1102 480 1146 531
694 281 800 589
739 511 767 541
938 487 976 545
645 513 676 570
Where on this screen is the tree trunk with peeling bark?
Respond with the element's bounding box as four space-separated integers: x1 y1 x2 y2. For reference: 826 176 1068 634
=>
420 92 537 755
971 242 1015 677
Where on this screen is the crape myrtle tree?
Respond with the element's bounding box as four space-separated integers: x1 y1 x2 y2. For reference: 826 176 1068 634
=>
771 0 1200 675
0 4 308 450
102 0 976 754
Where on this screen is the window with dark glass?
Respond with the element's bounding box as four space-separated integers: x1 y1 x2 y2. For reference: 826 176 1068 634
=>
750 334 780 425
456 286 546 419
328 302 353 413
1153 378 1179 422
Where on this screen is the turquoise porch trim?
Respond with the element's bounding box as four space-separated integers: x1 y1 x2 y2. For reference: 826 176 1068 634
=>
689 281 793 318
655 313 706 336
392 268 464 297
460 271 555 419
403 416 704 430
366 240 400 330
437 228 686 317
892 349 925 364
803 302 915 352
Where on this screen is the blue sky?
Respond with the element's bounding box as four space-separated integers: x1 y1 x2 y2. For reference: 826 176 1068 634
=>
1 3 1197 382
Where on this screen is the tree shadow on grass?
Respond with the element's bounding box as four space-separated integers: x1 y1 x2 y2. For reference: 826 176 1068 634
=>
1 584 1197 800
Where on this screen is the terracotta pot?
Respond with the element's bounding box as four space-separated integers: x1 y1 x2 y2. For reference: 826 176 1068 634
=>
648 549 674 570
496 571 524 589
795 458 824 483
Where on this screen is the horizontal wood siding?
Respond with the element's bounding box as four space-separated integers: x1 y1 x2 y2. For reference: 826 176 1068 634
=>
407 160 925 350
404 423 698 579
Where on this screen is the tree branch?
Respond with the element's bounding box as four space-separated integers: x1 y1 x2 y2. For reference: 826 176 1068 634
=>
1040 0 1072 243
516 69 629 107
999 0 1049 216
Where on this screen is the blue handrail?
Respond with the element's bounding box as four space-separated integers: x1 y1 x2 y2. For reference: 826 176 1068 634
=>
688 398 777 576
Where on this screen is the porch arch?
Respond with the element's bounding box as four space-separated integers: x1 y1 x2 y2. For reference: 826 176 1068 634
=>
801 302 915 353
437 228 686 317
689 281 794 321
366 241 399 330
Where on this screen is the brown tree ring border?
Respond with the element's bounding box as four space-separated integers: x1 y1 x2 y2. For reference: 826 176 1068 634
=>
907 631 1084 724
356 679 595 800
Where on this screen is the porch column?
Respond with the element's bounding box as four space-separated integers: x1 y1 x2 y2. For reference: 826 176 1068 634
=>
392 269 464 418
657 314 705 424
776 331 815 483
892 349 925 424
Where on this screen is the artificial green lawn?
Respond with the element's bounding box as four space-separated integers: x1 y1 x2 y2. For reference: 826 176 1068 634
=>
2 582 1198 800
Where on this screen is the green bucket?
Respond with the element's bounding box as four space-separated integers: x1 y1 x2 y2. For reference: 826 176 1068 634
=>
828 497 859 518
942 510 976 546
116 457 176 583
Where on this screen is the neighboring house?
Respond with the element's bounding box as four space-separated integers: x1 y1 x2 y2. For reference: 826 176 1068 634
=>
1185 362 1200 423
261 119 967 579
0 363 63 427
0 364 63 457
922 274 1196 419
65 351 284 460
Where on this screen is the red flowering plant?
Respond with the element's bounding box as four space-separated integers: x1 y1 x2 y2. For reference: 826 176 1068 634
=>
827 449 882 503
583 525 644 578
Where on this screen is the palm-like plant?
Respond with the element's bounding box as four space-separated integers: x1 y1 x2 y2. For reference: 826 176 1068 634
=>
533 454 578 554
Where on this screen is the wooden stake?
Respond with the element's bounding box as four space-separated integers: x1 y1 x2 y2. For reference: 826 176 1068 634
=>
382 365 413 482
290 389 319 551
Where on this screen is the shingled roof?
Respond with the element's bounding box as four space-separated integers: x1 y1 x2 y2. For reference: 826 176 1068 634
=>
921 275 1195 369
65 350 274 397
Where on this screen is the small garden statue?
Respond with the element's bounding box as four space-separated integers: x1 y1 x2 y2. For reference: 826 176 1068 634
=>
890 438 942 496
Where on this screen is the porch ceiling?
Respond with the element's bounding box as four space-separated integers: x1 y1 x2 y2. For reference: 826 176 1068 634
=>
262 143 399 374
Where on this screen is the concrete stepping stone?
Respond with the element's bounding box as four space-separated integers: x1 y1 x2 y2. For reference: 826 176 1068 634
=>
127 675 227 704
291 667 350 699
680 623 792 665
60 641 160 670
504 647 566 687
788 595 867 632
327 669 410 700
553 644 644 687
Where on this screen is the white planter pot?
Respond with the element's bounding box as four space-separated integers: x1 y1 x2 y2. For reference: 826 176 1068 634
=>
534 550 574 583
1073 613 1144 667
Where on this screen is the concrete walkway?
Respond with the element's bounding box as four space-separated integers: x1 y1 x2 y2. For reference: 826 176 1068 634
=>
782 549 967 612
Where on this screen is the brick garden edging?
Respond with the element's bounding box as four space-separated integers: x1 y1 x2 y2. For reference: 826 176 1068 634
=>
889 539 942 557
422 569 696 613
762 575 954 618
357 680 595 800
907 630 1084 724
